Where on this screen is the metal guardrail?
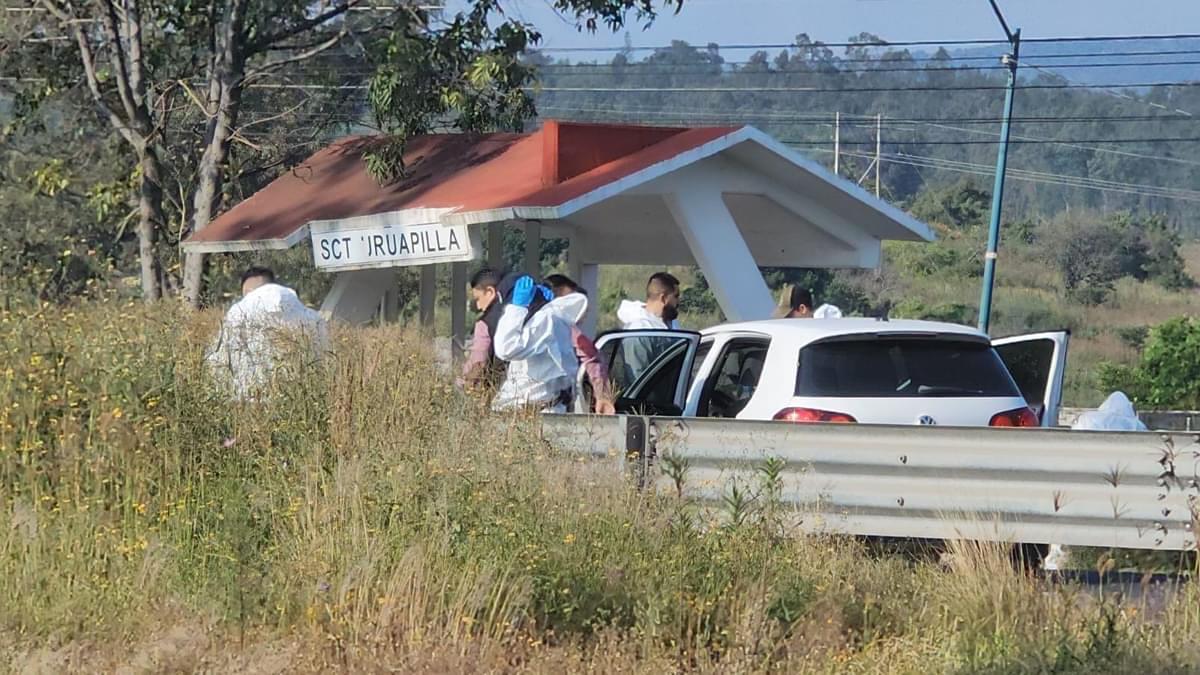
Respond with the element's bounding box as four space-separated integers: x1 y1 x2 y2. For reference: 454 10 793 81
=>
542 415 1200 551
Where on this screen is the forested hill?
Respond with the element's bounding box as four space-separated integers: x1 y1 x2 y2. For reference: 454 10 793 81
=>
528 36 1200 231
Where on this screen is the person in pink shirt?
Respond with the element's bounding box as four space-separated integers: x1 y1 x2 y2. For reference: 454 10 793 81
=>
460 268 507 394
545 274 616 415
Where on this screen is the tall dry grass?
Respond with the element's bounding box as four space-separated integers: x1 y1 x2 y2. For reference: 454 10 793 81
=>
2 298 1200 673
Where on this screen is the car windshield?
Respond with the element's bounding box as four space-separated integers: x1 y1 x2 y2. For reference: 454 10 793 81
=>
795 337 1021 398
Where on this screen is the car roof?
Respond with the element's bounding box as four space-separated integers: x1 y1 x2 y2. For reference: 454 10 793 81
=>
700 317 990 341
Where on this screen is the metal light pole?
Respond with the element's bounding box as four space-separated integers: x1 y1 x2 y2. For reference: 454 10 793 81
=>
977 0 1020 334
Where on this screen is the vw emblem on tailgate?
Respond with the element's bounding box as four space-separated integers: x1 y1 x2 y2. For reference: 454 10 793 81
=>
917 415 937 426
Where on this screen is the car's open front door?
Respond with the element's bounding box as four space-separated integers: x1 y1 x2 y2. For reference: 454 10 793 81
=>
580 330 700 416
993 331 1070 427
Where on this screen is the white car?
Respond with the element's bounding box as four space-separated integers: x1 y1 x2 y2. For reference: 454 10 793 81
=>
580 318 1068 428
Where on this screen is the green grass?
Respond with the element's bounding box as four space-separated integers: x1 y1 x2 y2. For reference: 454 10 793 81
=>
3 299 1200 672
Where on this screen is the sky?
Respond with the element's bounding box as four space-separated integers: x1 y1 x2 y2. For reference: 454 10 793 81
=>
480 0 1200 54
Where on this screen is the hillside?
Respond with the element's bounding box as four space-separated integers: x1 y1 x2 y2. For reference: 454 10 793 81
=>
530 37 1200 231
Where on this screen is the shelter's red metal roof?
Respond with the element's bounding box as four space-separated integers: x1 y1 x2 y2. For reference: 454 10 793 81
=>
186 121 741 247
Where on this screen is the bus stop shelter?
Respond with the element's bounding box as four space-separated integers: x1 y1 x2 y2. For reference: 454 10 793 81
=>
183 120 934 342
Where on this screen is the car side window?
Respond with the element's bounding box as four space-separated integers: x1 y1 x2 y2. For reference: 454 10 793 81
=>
697 338 771 418
688 340 714 391
633 342 690 412
605 334 691 402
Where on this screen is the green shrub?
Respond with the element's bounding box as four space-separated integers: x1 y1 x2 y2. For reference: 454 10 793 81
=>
1099 316 1200 409
1114 325 1150 351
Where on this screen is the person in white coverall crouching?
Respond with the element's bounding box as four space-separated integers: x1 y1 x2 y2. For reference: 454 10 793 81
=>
205 266 329 401
491 274 585 413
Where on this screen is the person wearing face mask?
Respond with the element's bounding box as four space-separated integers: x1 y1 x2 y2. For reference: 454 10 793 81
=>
617 272 681 329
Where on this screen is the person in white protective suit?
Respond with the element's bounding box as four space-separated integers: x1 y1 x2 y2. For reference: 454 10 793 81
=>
205 267 329 401
1071 392 1148 432
1042 391 1150 571
617 272 681 330
491 274 586 412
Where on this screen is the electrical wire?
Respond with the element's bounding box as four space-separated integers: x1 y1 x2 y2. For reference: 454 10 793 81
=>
805 147 1200 203
532 81 1200 94
534 104 1199 126
535 33 1200 53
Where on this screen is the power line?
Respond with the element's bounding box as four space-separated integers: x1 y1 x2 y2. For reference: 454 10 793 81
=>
536 33 1200 53
806 147 1200 203
785 136 1200 145
531 47 1200 65
535 104 1200 167
536 105 1198 125
533 81 1200 94
527 59 1200 75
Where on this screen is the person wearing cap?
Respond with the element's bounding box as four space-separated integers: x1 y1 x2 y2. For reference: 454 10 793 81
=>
545 274 616 415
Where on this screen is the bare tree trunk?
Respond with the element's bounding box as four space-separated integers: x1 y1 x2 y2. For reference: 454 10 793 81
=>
137 144 166 301
181 80 243 307
181 0 247 308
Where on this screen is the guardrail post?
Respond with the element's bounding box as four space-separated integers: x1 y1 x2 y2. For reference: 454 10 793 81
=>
625 416 648 489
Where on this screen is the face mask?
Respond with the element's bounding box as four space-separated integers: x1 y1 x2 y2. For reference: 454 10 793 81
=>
661 302 679 323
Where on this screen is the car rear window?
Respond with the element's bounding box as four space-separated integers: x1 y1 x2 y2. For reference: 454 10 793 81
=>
795 337 1021 398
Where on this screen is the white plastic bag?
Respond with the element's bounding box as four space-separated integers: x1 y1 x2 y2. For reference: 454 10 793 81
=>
1071 392 1147 432
813 304 843 319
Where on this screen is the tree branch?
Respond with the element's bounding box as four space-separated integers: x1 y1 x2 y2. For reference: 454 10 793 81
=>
242 30 345 82
93 0 140 126
245 0 360 55
39 0 138 146
234 98 310 131
124 0 146 109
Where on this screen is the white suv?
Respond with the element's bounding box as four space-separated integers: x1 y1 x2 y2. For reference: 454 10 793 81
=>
581 319 1068 427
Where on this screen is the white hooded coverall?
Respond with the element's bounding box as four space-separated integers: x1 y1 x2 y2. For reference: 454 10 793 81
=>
205 283 329 401
491 292 588 412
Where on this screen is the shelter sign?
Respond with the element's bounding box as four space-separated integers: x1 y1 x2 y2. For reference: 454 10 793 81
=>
310 222 478 271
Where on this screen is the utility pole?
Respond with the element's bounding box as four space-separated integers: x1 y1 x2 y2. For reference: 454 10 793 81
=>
978 0 1020 334
875 113 882 198
833 112 841 176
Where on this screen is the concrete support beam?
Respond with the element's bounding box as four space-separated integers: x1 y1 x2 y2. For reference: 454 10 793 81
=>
488 223 505 270
663 185 775 322
451 261 468 360
419 264 436 329
580 263 600 337
320 268 397 325
566 228 584 283
380 280 400 324
524 221 542 276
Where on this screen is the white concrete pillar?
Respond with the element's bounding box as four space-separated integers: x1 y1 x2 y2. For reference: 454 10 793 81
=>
380 280 399 324
451 261 468 360
663 188 775 322
580 263 600 338
419 264 436 328
566 228 584 283
488 223 505 270
524 221 542 276
320 268 397 325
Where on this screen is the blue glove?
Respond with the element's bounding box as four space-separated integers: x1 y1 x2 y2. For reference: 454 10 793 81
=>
510 275 536 308
537 284 553 302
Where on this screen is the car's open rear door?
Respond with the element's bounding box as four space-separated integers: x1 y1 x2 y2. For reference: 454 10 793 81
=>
993 331 1070 427
580 330 700 416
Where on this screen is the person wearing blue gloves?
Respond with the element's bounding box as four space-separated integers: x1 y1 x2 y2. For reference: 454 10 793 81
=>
491 273 587 412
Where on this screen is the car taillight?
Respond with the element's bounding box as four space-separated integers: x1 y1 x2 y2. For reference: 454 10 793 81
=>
774 407 858 424
989 407 1040 427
